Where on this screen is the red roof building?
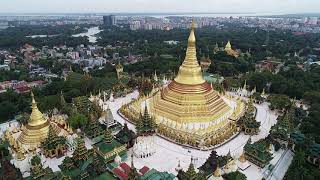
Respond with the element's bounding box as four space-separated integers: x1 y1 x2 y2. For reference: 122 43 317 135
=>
28 80 46 87
15 86 31 94
113 168 128 180
139 166 150 175
119 163 132 174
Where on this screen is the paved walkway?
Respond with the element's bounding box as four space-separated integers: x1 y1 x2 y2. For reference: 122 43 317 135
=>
267 150 294 180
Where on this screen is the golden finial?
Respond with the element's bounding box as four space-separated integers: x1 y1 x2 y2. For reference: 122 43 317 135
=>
188 19 196 45
31 91 36 104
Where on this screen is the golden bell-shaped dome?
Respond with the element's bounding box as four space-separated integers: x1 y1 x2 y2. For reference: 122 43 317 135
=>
18 92 60 146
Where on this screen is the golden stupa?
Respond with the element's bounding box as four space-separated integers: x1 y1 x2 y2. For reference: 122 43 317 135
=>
224 40 239 57
150 21 231 123
146 21 244 147
225 40 232 51
17 92 60 146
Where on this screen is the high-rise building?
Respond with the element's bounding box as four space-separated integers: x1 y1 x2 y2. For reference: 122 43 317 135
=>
309 17 318 25
103 15 117 26
130 21 141 30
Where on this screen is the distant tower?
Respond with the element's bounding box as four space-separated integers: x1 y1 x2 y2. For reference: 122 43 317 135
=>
115 61 123 80
103 15 116 26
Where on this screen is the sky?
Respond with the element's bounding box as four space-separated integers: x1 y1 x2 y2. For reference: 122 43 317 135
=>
0 0 319 14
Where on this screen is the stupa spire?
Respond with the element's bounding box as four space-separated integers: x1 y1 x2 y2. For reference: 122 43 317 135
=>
243 80 247 90
29 91 46 126
31 91 36 107
174 19 205 85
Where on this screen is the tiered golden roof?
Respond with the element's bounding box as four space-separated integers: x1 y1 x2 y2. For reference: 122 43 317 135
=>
17 92 60 146
150 20 232 124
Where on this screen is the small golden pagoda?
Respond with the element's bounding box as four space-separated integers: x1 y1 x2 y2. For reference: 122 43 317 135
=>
225 40 232 51
239 153 246 163
17 92 60 146
224 40 239 57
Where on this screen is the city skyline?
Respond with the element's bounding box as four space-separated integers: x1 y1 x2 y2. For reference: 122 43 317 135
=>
1 0 320 14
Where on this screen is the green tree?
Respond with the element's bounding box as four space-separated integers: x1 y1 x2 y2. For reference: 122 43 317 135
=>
69 113 88 129
31 155 41 166
0 101 17 122
222 171 247 180
303 91 320 105
268 94 291 111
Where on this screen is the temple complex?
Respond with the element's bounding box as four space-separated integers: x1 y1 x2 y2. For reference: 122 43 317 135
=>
100 105 117 128
177 158 206 180
121 21 245 149
270 101 294 147
17 92 60 147
85 114 104 139
41 125 67 158
136 105 157 135
29 155 55 180
244 138 273 168
238 98 260 135
93 129 127 163
115 123 136 148
72 137 89 165
236 80 256 97
200 55 212 72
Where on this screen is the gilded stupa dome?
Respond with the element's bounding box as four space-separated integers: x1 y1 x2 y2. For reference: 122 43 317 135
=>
17 92 60 146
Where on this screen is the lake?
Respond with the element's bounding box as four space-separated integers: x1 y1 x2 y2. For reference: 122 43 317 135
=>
72 26 102 43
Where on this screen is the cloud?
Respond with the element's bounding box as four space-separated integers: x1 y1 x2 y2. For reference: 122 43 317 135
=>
0 0 319 14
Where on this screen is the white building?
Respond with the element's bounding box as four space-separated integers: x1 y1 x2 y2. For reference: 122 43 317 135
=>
130 21 141 31
0 64 10 71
